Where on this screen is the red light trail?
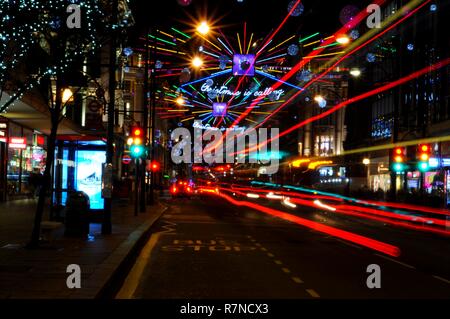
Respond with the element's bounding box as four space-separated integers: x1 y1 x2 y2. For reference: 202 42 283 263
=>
213 191 401 257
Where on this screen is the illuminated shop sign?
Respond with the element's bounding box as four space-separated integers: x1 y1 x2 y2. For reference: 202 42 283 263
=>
442 158 450 167
428 157 439 168
9 137 27 149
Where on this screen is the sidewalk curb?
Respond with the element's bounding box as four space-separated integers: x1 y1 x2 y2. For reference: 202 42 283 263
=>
69 202 168 299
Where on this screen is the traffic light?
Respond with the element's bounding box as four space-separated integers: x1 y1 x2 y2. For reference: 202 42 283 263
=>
129 126 145 158
391 147 406 172
417 144 431 171
150 161 160 172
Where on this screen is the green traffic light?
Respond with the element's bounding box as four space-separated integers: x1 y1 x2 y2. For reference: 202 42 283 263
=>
131 145 144 157
393 163 405 172
418 161 429 172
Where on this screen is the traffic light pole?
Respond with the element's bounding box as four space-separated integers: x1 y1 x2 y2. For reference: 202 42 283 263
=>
148 29 157 205
103 0 118 234
135 158 139 216
140 27 150 213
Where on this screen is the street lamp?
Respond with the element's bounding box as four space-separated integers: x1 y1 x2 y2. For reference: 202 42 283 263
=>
336 35 350 44
350 68 362 77
363 158 371 189
62 88 73 103
197 21 210 35
192 56 203 68
314 95 327 108
176 96 185 105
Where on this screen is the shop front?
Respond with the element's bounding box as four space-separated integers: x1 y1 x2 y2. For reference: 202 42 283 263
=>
1 118 47 199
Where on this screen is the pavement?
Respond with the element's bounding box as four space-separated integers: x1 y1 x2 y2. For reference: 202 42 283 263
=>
0 197 167 299
116 196 450 299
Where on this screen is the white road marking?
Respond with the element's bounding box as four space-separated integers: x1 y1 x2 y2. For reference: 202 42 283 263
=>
292 277 304 284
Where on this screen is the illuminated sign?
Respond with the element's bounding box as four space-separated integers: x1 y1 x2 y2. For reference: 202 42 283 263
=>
212 102 227 117
122 155 132 165
200 83 285 101
192 121 246 132
75 150 106 210
442 158 450 167
429 157 439 168
9 137 27 149
233 54 255 76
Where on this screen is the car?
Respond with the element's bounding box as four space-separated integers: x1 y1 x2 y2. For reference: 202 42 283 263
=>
170 180 194 198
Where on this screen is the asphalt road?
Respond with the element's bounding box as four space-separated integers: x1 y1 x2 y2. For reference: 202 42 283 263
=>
116 196 450 299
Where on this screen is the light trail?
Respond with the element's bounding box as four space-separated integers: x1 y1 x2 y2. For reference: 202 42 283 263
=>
214 191 401 257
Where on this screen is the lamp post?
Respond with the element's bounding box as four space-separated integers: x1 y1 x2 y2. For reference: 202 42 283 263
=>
363 158 371 189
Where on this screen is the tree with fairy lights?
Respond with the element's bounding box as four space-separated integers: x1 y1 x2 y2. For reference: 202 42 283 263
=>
0 0 132 247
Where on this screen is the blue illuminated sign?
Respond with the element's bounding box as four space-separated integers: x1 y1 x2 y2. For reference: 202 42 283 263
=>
233 54 255 76
75 150 106 210
212 102 227 117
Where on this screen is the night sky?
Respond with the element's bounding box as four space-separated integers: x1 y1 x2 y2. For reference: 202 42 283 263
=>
128 0 371 43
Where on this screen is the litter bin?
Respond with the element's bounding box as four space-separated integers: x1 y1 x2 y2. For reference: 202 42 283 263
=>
64 191 90 237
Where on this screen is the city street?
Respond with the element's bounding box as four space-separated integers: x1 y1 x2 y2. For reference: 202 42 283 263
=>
117 193 450 299
1 0 449 305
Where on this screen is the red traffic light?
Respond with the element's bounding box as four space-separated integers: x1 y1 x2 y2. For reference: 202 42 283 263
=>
394 147 404 155
131 126 142 137
420 144 430 153
150 161 160 172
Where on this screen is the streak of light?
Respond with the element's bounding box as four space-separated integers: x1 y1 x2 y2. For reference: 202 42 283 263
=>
217 37 234 55
256 70 303 91
196 32 222 51
215 191 401 257
148 34 176 46
158 30 186 43
148 45 186 55
302 39 321 47
179 69 232 87
258 0 302 57
313 200 337 212
257 53 288 64
180 117 195 122
299 32 320 43
303 51 345 59
282 197 297 208
268 35 297 52
237 33 243 54
267 192 283 200
171 27 191 39
202 50 221 58
246 33 254 54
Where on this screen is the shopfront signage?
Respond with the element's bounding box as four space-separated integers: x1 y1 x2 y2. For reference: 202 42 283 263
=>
0 120 7 143
9 137 27 149
442 158 450 167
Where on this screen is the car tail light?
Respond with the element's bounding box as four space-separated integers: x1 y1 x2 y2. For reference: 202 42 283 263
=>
171 187 178 194
187 186 192 193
